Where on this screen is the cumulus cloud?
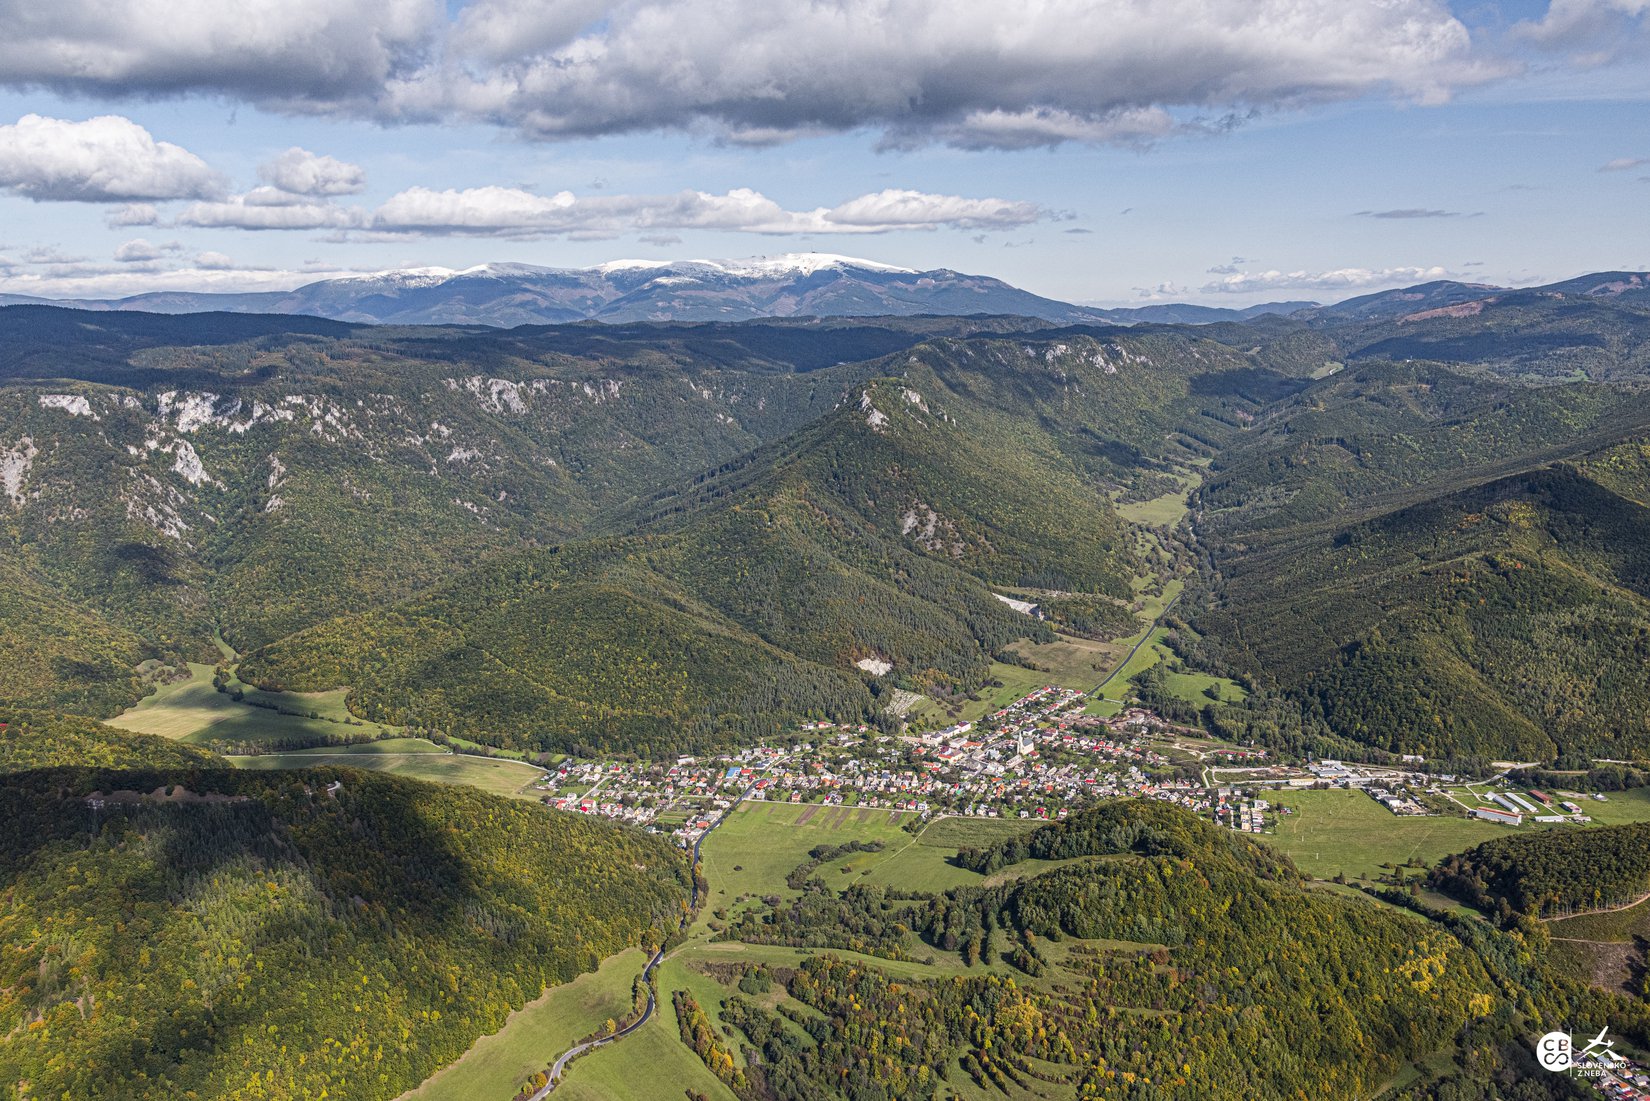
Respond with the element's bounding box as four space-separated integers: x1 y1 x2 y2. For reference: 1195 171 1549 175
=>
1601 156 1649 171
367 185 1045 236
1514 0 1650 64
0 0 1502 149
113 238 181 263
0 115 224 202
393 0 1498 148
1201 265 1451 294
258 147 367 195
105 203 160 227
177 195 366 230
0 0 437 105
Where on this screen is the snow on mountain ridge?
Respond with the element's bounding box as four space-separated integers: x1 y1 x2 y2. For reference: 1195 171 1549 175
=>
333 254 918 289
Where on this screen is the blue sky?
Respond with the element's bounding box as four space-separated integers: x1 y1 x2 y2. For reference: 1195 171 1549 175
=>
0 0 1646 307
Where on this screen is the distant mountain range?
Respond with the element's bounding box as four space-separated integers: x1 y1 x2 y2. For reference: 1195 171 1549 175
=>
3 254 1648 335
0 253 1311 327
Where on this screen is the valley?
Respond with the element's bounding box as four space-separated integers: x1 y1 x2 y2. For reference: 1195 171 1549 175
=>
10 281 1650 1100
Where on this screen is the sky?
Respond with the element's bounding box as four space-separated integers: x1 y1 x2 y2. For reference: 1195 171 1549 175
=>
0 0 1646 308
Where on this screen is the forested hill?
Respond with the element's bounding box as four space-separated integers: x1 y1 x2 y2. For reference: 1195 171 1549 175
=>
0 707 222 771
1184 361 1650 761
1432 822 1650 919
0 764 690 1101
0 316 911 667
691 799 1640 1099
235 330 1278 755
10 292 1650 761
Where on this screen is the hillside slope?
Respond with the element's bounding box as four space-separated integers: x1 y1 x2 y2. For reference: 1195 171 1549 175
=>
697 800 1570 1099
240 329 1276 752
1192 380 1650 761
0 763 689 1101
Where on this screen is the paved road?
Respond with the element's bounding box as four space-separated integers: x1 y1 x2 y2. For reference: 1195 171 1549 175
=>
1089 593 1181 699
530 758 784 1098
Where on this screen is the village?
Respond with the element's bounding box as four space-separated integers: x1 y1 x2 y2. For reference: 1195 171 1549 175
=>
535 681 1622 850
534 683 1264 847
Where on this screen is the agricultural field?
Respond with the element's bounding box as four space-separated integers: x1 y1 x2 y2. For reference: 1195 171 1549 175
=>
233 746 547 800
907 660 1053 727
697 804 1042 928
913 632 1136 729
403 948 648 1101
107 662 551 798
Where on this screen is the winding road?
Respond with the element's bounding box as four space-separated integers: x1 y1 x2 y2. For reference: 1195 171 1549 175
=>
530 757 785 1098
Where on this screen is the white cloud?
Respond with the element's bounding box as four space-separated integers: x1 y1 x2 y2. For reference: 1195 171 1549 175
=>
822 190 1044 230
0 262 359 300
0 0 438 105
1354 208 1469 219
0 114 224 202
0 1 1504 149
258 147 367 195
177 195 366 230
1201 266 1452 294
1601 156 1649 171
114 238 180 262
1515 0 1650 64
105 203 160 227
366 185 1046 236
193 251 239 270
386 0 1499 149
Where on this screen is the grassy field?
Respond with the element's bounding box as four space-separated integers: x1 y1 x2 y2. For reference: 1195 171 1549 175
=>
913 632 1134 728
1568 787 1650 826
1093 626 1171 696
1005 633 1122 686
1115 471 1199 528
1272 787 1650 885
1161 666 1248 705
547 804 1068 1098
697 800 917 917
554 955 738 1101
402 948 646 1101
233 748 547 800
1267 790 1506 882
110 662 400 746
698 805 1042 919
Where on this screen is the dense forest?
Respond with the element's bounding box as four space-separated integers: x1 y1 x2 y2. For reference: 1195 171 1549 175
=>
0 707 221 771
1432 822 1650 919
1184 358 1650 762
236 333 1267 753
0 764 690 1101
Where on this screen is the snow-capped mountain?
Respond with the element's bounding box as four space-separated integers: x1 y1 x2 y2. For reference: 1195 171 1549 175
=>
0 253 1323 327
0 255 1116 327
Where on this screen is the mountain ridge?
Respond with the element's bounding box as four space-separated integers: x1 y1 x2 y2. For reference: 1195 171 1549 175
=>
1 253 1311 328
